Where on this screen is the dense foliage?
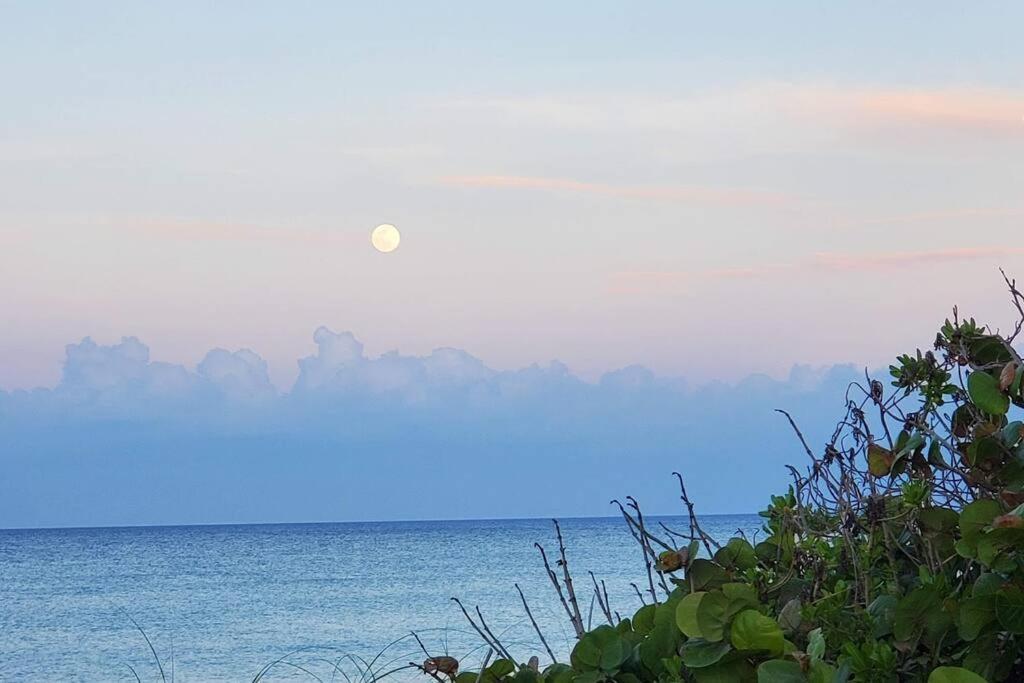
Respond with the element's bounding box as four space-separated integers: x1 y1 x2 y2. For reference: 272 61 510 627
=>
431 278 1024 683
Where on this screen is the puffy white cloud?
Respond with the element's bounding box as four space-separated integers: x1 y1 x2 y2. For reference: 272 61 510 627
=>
0 327 871 527
294 327 367 392
197 348 275 399
62 336 151 391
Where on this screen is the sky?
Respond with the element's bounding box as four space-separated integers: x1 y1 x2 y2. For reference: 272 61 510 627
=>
2 3 1024 527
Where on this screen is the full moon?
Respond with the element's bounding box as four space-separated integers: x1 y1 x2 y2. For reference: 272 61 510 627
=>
371 224 401 253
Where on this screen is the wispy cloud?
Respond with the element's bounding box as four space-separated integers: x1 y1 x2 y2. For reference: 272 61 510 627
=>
438 174 794 207
837 207 1024 228
849 88 1024 133
131 219 364 247
439 84 1024 138
815 247 1024 270
610 247 1024 293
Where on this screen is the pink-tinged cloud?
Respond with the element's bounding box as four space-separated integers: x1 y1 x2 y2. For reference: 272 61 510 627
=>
610 247 1024 293
850 88 1024 133
442 84 1024 139
814 247 1024 270
438 174 793 207
840 207 1024 228
131 219 365 247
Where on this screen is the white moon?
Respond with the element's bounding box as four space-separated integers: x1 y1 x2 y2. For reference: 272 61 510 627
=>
371 224 401 253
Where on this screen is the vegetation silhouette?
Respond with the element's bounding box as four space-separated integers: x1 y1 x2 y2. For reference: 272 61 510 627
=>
433 272 1024 683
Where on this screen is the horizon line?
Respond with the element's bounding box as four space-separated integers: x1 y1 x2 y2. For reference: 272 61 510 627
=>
0 510 761 533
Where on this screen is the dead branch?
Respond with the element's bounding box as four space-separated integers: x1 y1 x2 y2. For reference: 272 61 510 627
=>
515 583 557 663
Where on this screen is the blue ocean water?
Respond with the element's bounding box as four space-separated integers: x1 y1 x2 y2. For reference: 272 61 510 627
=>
0 515 761 682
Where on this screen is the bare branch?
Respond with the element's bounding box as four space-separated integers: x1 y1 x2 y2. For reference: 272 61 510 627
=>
515 583 557 663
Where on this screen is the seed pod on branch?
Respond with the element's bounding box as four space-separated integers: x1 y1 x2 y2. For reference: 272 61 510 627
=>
423 657 459 678
1000 361 1017 391
654 547 689 573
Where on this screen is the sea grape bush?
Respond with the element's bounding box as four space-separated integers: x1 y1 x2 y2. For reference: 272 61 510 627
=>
435 276 1024 683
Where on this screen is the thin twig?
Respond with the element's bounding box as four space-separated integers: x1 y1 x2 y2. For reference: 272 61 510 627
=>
515 583 557 663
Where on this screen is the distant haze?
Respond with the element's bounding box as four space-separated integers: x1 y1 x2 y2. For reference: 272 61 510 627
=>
3 329 867 528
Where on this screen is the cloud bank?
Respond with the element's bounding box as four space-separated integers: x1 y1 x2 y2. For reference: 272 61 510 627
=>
1 330 867 528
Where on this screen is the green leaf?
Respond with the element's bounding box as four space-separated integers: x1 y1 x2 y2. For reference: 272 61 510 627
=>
971 336 1013 365
722 582 760 619
730 609 784 655
541 664 573 683
954 538 977 559
807 661 836 683
960 500 1002 542
693 657 755 683
680 640 732 668
632 604 656 635
1002 421 1023 447
968 370 1010 416
478 659 515 683
688 559 729 591
927 667 988 683
958 595 996 641
777 599 801 633
919 507 959 534
511 669 539 683
676 592 706 638
806 627 825 662
638 619 680 674
714 538 757 571
973 573 1005 597
570 625 629 671
696 591 730 642
867 594 898 638
995 587 1024 634
894 587 951 642
756 659 804 683
754 541 780 564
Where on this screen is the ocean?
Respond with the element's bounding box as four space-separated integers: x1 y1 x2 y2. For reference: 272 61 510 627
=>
0 515 762 682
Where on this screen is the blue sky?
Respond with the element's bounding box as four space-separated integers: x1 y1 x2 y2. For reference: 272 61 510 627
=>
2 3 1023 526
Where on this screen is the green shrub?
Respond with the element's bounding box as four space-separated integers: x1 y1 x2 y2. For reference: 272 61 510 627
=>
436 276 1024 683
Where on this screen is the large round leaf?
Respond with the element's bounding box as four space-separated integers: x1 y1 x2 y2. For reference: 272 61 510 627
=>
714 538 756 570
638 619 680 673
676 592 707 638
688 559 729 591
730 609 784 655
632 603 656 635
995 587 1024 634
928 667 988 683
960 500 1002 543
693 656 755 683
894 587 952 643
958 595 996 641
680 639 732 668
968 370 1010 416
867 594 898 638
919 507 959 535
676 590 730 642
722 582 760 619
756 659 804 683
540 664 573 683
808 661 837 683
777 598 801 633
570 625 629 671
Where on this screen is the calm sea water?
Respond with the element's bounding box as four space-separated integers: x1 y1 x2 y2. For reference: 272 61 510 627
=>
0 515 761 682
